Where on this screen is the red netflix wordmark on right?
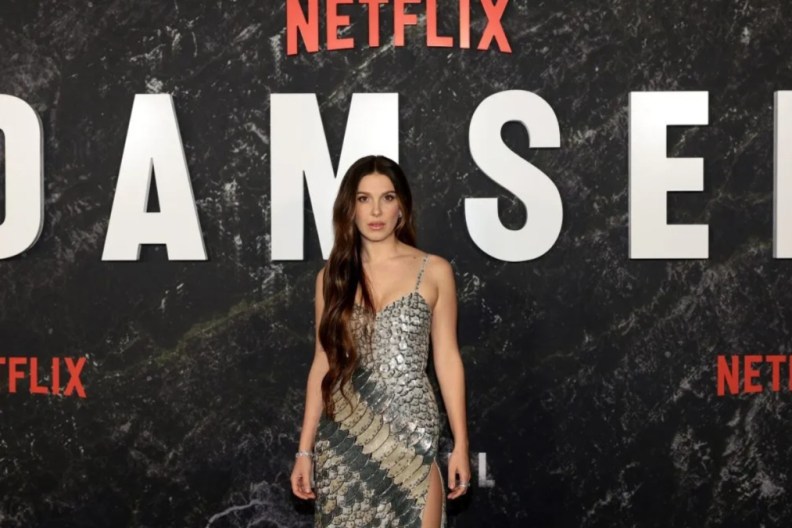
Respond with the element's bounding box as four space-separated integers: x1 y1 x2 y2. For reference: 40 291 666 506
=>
716 355 792 395
0 356 87 398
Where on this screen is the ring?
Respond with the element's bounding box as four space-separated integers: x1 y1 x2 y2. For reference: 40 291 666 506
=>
458 481 470 488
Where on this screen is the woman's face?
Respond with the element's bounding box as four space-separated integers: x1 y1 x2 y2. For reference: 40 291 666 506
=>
355 172 401 238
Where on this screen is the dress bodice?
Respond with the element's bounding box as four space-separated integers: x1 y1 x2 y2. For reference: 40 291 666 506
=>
352 289 432 374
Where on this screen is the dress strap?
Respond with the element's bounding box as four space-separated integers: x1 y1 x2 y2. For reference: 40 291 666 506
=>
414 253 429 291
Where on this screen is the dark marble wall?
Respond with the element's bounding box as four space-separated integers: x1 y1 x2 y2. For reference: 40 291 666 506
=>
1 0 791 526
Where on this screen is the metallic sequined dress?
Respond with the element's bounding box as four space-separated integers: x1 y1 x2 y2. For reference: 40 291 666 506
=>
313 254 446 527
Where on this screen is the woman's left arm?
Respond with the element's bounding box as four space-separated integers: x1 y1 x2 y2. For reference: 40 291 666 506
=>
429 256 471 499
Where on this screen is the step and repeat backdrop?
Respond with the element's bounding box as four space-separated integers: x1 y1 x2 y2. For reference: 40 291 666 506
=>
2 0 792 526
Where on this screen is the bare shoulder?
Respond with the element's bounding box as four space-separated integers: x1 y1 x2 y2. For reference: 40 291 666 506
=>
424 252 452 273
420 253 455 313
423 253 456 289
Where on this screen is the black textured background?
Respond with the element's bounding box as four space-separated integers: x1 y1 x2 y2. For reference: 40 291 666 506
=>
1 0 792 526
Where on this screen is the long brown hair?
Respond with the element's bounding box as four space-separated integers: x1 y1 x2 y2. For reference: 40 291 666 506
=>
319 155 417 419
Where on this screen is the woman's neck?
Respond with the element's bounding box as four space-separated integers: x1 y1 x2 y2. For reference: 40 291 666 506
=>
360 238 403 264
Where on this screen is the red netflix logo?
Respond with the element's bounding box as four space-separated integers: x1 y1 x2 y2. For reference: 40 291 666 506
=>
1 357 87 397
716 355 792 395
286 0 512 56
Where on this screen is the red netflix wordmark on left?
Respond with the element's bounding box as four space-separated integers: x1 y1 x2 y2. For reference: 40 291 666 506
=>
0 357 87 397
716 354 792 395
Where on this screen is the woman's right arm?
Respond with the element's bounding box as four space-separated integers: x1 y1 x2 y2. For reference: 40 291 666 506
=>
297 266 330 454
291 267 329 500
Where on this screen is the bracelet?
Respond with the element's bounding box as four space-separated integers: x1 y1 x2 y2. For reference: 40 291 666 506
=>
295 450 314 458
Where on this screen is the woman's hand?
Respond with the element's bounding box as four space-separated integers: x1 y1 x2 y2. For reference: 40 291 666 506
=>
290 456 316 500
446 445 471 499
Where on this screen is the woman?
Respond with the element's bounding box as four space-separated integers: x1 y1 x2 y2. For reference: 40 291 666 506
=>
290 154 470 527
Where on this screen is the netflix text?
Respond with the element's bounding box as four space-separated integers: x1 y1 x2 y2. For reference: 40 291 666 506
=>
285 0 512 56
717 354 792 396
0 357 87 398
